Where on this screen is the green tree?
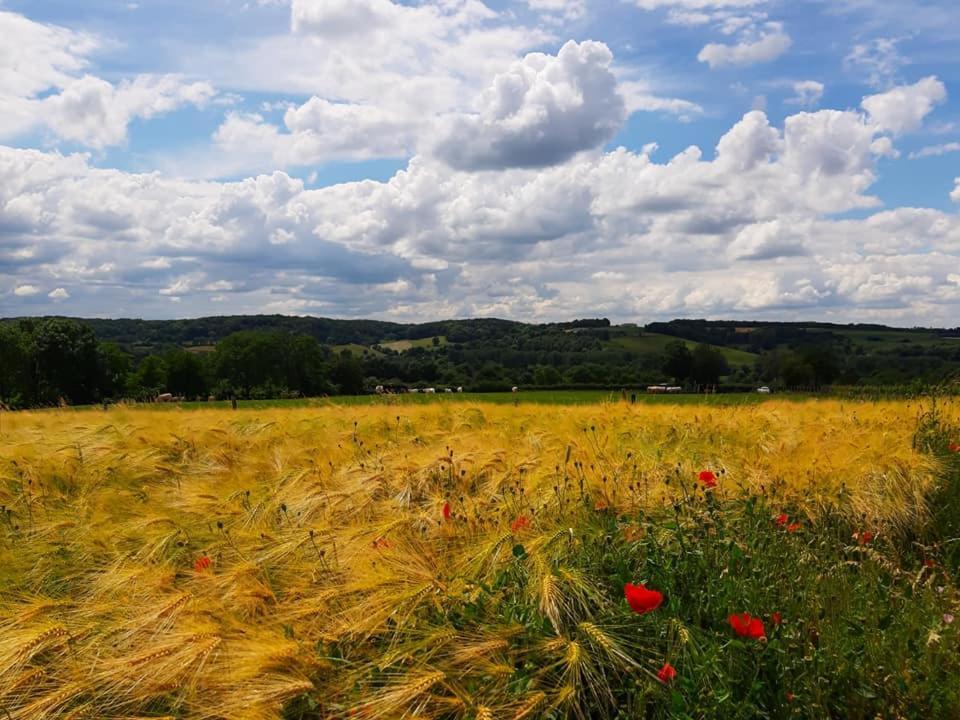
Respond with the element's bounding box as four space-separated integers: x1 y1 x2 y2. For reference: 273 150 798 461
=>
129 355 167 399
98 342 131 400
691 344 729 386
164 349 208 398
32 318 101 405
0 323 31 406
533 365 562 386
662 341 693 382
332 355 365 395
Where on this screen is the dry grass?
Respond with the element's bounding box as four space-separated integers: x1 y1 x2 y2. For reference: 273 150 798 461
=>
0 398 955 718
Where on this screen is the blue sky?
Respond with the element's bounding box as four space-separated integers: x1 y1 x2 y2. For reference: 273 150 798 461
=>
1 0 959 324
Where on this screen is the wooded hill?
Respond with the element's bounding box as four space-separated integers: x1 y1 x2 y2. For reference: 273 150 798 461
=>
1 315 958 407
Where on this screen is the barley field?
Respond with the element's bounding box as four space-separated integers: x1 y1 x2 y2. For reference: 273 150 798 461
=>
1 399 959 719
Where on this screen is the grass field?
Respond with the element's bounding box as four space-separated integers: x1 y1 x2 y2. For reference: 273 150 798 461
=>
609 332 758 368
380 336 448 352
1 398 959 719
68 390 780 413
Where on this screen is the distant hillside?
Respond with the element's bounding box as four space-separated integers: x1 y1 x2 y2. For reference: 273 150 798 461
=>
2 314 958 408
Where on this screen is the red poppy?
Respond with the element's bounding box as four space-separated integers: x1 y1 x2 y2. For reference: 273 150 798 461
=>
511 515 531 533
728 613 766 640
786 523 801 533
856 530 874 545
786 692 795 703
698 470 718 489
949 442 960 453
657 662 677 684
193 555 211 573
775 513 789 526
624 583 664 614
443 502 452 521
771 612 782 626
371 537 391 550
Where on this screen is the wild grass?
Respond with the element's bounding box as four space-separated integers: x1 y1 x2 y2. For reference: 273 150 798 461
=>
0 398 958 719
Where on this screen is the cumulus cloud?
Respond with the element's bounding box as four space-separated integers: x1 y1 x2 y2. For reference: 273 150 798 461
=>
0 11 214 148
48 287 70 300
13 285 41 297
861 76 947 135
433 40 626 170
953 178 960 203
207 32 698 174
213 99 416 168
5 94 960 323
785 80 824 108
44 75 214 149
698 21 791 68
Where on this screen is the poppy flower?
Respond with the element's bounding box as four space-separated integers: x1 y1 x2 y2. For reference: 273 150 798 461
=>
949 442 960 453
698 470 718 489
511 515 531 533
787 523 801 533
443 502 452 521
728 613 766 640
771 612 783 626
194 555 211 573
856 530 874 545
624 583 664 614
657 662 677 684
786 692 796 703
371 537 391 550
775 513 788 527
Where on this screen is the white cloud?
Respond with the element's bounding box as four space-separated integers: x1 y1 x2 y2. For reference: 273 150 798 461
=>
845 37 907 89
861 76 947 135
630 0 765 8
698 22 791 68
48 287 69 300
195 0 552 173
13 284 41 296
665 9 713 25
0 11 215 148
43 74 214 149
433 40 626 170
525 0 587 20
909 142 960 159
6 91 960 323
785 80 824 108
213 100 416 168
952 178 960 203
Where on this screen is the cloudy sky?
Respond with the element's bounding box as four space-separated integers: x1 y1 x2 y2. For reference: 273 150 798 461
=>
1 0 959 325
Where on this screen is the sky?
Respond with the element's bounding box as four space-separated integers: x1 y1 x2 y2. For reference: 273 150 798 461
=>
1 0 959 326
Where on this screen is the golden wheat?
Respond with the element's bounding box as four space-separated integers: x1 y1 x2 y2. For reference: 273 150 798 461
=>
0 398 955 718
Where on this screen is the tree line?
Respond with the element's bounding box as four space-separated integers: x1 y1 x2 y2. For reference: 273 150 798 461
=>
2 315 957 408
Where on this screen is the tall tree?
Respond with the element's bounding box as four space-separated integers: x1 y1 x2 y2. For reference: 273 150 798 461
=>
32 318 101 405
662 341 693 382
0 323 30 406
164 349 208 398
691 344 729 386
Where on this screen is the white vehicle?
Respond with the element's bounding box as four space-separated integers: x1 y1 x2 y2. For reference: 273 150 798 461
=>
757 386 772 394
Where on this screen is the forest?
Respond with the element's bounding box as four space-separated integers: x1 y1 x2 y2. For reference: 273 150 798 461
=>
1 315 959 407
